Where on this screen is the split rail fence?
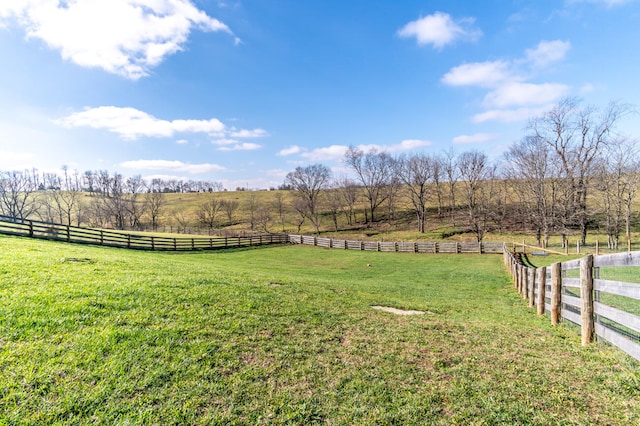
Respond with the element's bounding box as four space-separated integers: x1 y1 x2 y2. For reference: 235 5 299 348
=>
504 247 640 361
0 215 288 251
289 234 504 254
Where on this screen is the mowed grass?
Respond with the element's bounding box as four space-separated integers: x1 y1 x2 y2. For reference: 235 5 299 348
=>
0 236 639 425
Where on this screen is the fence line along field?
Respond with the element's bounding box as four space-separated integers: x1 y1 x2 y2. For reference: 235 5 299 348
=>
1 234 638 424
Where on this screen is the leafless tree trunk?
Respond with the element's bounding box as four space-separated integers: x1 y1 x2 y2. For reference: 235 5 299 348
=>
458 151 491 242
395 153 436 233
0 169 40 219
344 146 393 225
221 199 240 226
197 197 221 232
529 97 631 244
273 192 287 232
285 164 331 234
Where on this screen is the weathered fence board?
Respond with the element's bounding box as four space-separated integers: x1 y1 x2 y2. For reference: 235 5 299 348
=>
595 323 640 361
594 279 640 299
504 247 640 361
594 302 640 334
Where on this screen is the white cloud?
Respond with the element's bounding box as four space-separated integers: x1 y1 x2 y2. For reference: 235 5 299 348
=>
452 133 497 145
0 0 236 79
301 145 350 161
56 106 225 140
214 141 262 151
388 139 432 152
277 145 303 156
525 40 571 68
176 139 189 145
441 60 514 88
472 106 553 123
443 40 573 124
299 140 432 162
398 12 482 49
56 106 267 144
482 82 570 108
120 159 225 174
230 128 269 138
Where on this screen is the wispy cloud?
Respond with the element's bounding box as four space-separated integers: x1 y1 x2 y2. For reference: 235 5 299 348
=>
120 159 225 174
277 145 303 156
398 12 482 49
524 40 571 68
212 139 262 151
56 106 267 143
0 0 237 79
452 133 497 145
299 139 432 162
442 40 572 123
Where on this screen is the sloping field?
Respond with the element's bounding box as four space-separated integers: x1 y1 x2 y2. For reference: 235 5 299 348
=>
0 235 638 424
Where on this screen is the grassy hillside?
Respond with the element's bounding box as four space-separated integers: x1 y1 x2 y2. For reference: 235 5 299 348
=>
0 235 638 424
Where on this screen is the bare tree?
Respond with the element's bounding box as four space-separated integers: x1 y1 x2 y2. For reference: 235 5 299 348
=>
395 153 436 233
255 205 271 233
247 192 258 231
273 192 288 232
594 140 640 249
0 169 40 219
344 146 393 224
197 197 221 233
172 209 190 234
458 151 492 242
42 166 83 226
221 198 240 226
285 164 331 234
529 97 632 244
144 178 166 231
441 149 459 226
335 176 359 226
504 136 558 246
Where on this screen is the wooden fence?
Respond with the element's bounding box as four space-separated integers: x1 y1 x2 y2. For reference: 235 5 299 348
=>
0 215 288 251
289 234 504 254
504 248 640 361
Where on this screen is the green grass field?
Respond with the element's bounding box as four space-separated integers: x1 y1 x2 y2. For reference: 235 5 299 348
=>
1 235 639 425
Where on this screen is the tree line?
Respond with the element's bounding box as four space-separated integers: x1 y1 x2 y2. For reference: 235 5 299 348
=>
285 97 639 247
1 98 638 245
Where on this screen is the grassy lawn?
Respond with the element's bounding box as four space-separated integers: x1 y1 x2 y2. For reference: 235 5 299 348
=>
0 235 639 425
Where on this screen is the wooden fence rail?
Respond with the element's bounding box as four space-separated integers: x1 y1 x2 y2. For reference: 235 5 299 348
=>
0 215 288 251
504 247 640 361
289 234 504 254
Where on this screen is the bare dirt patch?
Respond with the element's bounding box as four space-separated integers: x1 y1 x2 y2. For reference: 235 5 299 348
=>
371 306 429 315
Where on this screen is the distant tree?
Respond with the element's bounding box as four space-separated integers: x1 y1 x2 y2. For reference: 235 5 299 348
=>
197 197 221 232
441 149 459 226
594 140 640 249
344 146 393 224
529 97 632 244
247 192 258 231
504 136 558 246
458 151 492 242
395 153 436 233
0 169 40 218
144 187 166 231
42 165 83 226
335 176 359 226
220 199 240 226
172 209 190 234
273 192 288 232
285 164 331 234
255 205 271 233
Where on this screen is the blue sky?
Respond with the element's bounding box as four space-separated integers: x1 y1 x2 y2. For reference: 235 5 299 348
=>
1 0 639 189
